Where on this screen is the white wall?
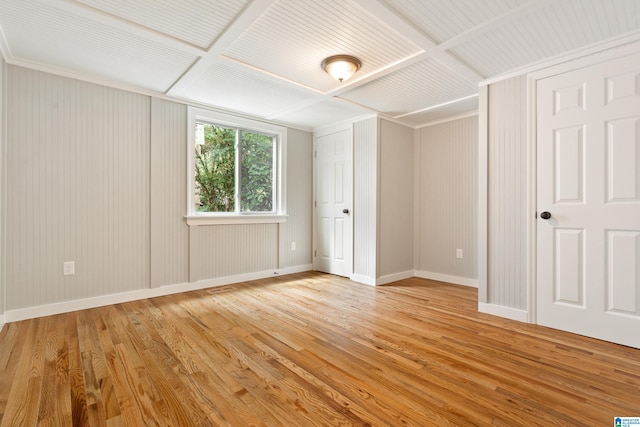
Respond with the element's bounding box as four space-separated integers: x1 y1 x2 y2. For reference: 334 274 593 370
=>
485 76 528 311
0 59 5 326
280 128 313 269
150 98 189 286
1 63 527 320
7 66 151 309
352 116 414 285
379 119 414 279
416 116 478 286
4 65 313 316
353 117 378 282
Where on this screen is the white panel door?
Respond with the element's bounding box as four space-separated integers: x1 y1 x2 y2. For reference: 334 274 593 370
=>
537 52 640 348
314 130 353 277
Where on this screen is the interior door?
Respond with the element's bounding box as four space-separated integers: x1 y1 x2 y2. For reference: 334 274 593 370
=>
537 52 640 348
314 129 353 277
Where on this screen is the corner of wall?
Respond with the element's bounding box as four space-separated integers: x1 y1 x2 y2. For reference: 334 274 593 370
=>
0 59 5 321
413 127 421 271
415 115 479 284
352 117 378 281
478 85 489 304
280 127 313 269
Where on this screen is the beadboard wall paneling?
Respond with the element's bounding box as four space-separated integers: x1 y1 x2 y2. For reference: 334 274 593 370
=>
418 115 478 280
353 117 378 280
3 65 313 316
150 98 189 287
0 59 5 320
279 128 313 269
191 224 278 281
487 75 528 310
6 66 150 310
379 119 414 277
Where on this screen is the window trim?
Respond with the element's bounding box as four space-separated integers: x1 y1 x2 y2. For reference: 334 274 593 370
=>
186 107 287 225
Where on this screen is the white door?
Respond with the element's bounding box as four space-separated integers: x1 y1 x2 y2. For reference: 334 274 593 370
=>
314 129 353 277
537 52 640 348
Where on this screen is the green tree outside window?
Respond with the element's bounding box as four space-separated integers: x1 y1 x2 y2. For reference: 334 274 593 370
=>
195 123 275 213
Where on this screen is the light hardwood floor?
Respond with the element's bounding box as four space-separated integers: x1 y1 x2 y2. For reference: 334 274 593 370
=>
0 272 639 426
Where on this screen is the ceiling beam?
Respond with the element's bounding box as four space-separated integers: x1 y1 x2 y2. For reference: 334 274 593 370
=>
393 94 478 119
352 0 484 82
438 0 557 51
38 0 205 56
165 0 277 97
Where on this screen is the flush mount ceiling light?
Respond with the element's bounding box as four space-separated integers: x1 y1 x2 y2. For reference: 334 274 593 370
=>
322 55 362 82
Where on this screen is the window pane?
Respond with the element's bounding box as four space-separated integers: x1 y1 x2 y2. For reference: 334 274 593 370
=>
240 131 274 212
194 124 236 212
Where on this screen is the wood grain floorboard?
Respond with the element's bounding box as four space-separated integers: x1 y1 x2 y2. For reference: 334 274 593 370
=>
0 271 639 426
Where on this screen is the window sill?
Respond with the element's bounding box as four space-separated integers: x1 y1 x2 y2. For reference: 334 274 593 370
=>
185 214 287 226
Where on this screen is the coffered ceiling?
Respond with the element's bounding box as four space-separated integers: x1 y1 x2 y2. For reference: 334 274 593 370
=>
1 0 640 130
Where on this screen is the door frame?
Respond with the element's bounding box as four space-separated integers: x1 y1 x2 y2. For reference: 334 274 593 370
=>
312 122 354 276
478 35 640 324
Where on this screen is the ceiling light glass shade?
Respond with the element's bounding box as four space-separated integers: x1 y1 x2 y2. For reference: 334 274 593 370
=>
322 55 362 82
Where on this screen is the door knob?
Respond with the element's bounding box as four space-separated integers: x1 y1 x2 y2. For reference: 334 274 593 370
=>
540 211 551 220
342 208 350 214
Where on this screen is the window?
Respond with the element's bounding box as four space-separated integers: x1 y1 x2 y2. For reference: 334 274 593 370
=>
187 108 286 225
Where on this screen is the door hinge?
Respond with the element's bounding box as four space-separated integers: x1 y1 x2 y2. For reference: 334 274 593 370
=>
314 250 317 257
314 150 317 158
314 200 317 207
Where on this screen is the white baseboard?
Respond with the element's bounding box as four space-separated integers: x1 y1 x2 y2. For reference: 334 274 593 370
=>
376 270 415 285
350 274 377 286
4 265 312 323
415 270 478 288
350 270 417 286
478 302 529 323
276 264 313 276
0 315 4 333
352 270 475 287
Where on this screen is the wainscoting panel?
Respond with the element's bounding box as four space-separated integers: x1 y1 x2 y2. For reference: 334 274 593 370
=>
279 128 313 269
353 117 378 280
6 66 150 310
150 98 189 287
379 119 414 278
487 75 528 310
190 224 278 281
417 115 478 281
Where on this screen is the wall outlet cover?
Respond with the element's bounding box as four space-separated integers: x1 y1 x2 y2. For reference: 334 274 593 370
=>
63 261 75 275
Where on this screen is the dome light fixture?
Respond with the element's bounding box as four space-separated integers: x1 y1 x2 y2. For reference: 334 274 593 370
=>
322 55 362 82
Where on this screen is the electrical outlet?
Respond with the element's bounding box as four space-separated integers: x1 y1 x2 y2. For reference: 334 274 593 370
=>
456 249 463 259
291 242 296 251
63 261 75 275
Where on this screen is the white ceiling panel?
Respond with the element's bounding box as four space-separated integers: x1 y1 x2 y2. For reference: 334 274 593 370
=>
2 0 640 129
385 0 530 44
223 0 422 93
270 99 371 130
398 96 479 128
72 0 250 50
450 0 640 77
339 58 479 117
0 0 197 92
180 62 315 118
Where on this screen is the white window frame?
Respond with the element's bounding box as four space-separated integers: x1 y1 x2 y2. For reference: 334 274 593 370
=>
186 107 287 226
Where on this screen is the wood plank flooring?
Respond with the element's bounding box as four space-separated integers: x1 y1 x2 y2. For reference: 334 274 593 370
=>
0 272 639 426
